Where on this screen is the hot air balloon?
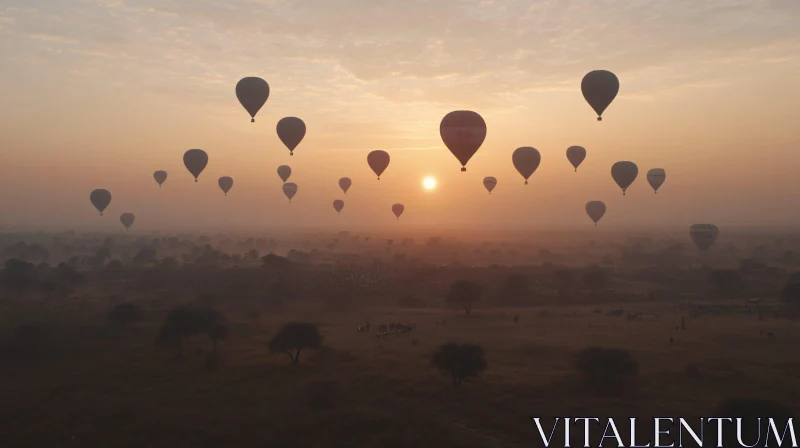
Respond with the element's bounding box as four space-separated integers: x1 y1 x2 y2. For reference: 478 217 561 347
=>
276 117 306 156
277 165 292 183
120 213 135 231
581 70 619 121
236 77 270 122
512 147 541 185
647 168 666 194
90 189 111 216
218 176 233 196
585 201 606 226
333 200 344 215
611 161 638 195
183 149 208 182
153 170 168 188
690 224 719 251
283 182 298 202
339 177 352 194
566 146 586 172
440 110 487 172
483 177 497 194
392 204 404 220
367 150 390 180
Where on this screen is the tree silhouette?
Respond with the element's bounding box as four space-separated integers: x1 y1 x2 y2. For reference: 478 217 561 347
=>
107 302 143 327
431 343 488 386
155 305 225 358
1 259 37 293
269 322 322 366
447 280 482 316
208 324 229 354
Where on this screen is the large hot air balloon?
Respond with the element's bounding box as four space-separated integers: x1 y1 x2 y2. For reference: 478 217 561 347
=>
367 150 390 180
690 224 719 251
277 165 291 183
440 110 487 172
218 176 233 196
120 212 135 231
512 147 541 185
566 146 586 172
647 168 666 194
585 201 606 226
611 161 638 195
276 117 306 156
153 170 168 188
581 70 619 121
333 200 344 215
183 149 208 182
236 77 270 122
90 189 111 216
483 177 497 194
392 204 404 220
339 177 352 194
283 182 298 202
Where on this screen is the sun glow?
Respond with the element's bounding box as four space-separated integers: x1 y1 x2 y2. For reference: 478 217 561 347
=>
423 176 437 190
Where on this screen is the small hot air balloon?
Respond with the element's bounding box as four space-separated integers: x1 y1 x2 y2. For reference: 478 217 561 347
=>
392 204 404 220
690 224 719 251
236 77 270 122
611 161 638 195
277 165 292 183
333 200 344 215
90 189 111 216
218 176 233 196
120 212 135 231
339 177 352 194
512 147 541 185
566 146 586 172
153 171 168 188
647 168 666 194
367 150 390 180
440 110 487 172
283 182 298 202
276 117 306 156
581 70 619 121
483 177 497 194
183 149 208 182
585 201 606 226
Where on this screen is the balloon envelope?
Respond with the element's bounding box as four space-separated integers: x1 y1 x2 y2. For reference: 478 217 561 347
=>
218 176 233 196
585 201 606 226
581 70 619 121
276 117 306 155
440 111 487 171
367 150 390 179
647 168 666 193
392 204 404 219
339 177 352 194
512 147 542 184
120 212 135 230
483 177 497 193
236 77 270 122
153 170 168 187
90 189 111 215
283 182 298 201
690 224 719 251
566 146 587 172
183 149 208 182
277 165 292 183
333 200 344 214
611 161 638 195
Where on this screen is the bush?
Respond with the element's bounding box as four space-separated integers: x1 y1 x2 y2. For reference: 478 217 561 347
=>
431 343 488 386
269 322 322 366
107 302 144 327
577 347 638 385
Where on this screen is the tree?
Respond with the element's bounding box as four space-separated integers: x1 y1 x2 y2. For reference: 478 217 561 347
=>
781 276 800 307
268 322 322 366
155 305 225 358
431 343 488 386
447 280 482 316
262 253 291 270
577 347 638 386
1 259 37 293
107 302 144 327
133 247 157 266
208 324 229 354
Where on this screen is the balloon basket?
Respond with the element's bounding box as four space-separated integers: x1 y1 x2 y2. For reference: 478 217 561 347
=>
461 167 466 172
597 117 602 121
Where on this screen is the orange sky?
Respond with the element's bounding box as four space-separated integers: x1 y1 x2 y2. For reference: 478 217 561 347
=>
0 0 799 234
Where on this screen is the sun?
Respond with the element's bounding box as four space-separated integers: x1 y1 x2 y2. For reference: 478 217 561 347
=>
423 176 437 190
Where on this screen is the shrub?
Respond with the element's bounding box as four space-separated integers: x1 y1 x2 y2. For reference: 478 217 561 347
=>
269 322 322 366
576 347 638 385
446 280 482 317
431 343 488 386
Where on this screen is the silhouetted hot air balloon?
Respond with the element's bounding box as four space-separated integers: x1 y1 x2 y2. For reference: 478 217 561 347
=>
483 177 497 194
339 177 352 194
512 147 541 185
440 110 487 172
218 176 233 196
277 165 291 183
690 224 719 251
582 70 619 121
647 168 666 194
367 150 390 180
277 117 306 156
611 161 638 195
153 171 167 188
183 149 208 182
90 189 111 216
392 204 404 220
120 213 135 231
566 146 586 172
283 182 298 202
333 200 344 215
236 77 270 122
585 201 606 226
